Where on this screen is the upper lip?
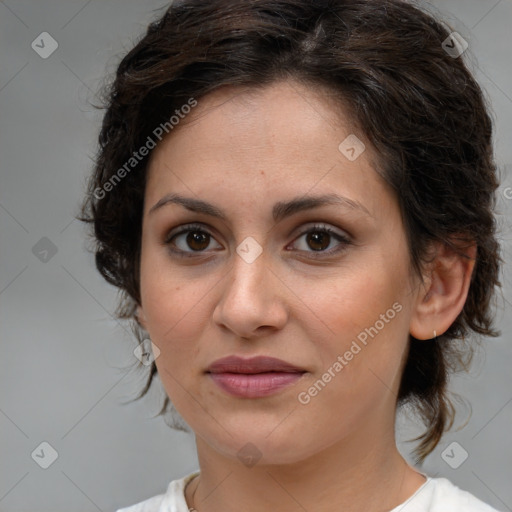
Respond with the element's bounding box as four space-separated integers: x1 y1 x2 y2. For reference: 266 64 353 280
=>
207 356 306 374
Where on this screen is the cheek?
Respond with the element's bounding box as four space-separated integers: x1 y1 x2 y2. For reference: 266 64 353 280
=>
302 259 410 390
143 273 210 406
306 261 403 342
139 251 216 359
143 281 209 350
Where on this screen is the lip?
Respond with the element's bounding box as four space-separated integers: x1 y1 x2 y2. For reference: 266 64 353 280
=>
207 355 306 374
207 356 306 398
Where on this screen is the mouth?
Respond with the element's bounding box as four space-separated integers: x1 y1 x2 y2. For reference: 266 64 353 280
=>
206 356 306 398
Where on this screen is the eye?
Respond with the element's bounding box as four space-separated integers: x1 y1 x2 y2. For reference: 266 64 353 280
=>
164 222 351 259
289 224 351 257
165 223 222 257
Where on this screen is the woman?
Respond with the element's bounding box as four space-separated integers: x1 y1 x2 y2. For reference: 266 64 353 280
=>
79 0 503 510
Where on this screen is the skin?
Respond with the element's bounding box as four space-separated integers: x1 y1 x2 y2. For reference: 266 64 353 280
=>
136 80 476 512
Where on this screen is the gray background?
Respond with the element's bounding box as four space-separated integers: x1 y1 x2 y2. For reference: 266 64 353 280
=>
1 0 511 511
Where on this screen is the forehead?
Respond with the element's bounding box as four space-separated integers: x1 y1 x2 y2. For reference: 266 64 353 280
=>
145 80 393 218
152 81 354 156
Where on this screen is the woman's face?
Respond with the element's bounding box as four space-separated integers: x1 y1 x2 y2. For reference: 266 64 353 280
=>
138 80 423 465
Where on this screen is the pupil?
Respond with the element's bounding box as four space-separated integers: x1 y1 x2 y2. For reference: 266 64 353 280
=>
187 231 209 250
184 231 330 252
308 232 329 251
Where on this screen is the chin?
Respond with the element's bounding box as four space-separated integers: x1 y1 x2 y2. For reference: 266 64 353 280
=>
196 422 320 467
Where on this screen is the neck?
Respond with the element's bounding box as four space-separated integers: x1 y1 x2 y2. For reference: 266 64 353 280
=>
186 424 426 512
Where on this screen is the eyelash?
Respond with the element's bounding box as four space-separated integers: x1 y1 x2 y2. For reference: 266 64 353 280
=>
164 222 352 259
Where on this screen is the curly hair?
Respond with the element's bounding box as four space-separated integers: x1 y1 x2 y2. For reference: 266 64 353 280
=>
78 0 502 463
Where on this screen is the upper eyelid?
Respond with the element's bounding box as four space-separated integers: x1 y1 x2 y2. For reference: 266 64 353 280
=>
165 222 219 242
167 221 347 236
166 222 350 247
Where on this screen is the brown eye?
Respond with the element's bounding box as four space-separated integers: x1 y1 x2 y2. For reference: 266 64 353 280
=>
165 224 222 255
306 231 331 251
290 224 351 257
186 231 210 251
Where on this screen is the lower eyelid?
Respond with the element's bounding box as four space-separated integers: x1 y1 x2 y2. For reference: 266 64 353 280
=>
168 230 221 252
290 231 350 253
165 224 350 256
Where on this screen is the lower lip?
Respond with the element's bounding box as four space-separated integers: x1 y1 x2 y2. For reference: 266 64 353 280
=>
208 372 305 398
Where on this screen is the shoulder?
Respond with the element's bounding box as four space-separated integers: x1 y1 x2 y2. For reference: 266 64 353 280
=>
115 471 199 512
115 492 165 512
420 476 502 512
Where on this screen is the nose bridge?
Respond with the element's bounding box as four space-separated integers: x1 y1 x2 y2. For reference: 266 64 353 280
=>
227 245 269 302
213 243 287 337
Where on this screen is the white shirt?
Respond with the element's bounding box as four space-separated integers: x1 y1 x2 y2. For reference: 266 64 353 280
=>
115 471 502 512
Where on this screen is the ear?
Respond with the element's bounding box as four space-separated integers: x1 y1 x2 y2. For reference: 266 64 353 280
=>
135 305 147 330
409 238 477 340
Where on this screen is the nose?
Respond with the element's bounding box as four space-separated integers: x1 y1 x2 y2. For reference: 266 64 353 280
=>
212 249 289 340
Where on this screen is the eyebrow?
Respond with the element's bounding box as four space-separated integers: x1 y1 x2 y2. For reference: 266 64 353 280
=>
148 192 372 222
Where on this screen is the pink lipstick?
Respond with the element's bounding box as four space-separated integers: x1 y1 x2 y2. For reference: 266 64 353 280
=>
207 355 306 398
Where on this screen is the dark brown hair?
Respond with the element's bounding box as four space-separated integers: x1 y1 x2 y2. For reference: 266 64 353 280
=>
79 0 502 463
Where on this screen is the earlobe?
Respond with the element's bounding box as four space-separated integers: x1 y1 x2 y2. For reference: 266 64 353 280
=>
409 239 476 340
